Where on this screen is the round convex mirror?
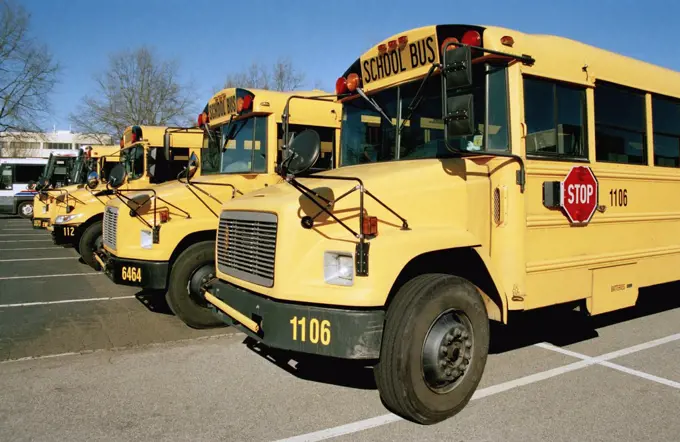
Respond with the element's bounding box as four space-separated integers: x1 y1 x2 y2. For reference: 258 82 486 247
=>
284 129 321 176
86 171 100 189
107 164 127 189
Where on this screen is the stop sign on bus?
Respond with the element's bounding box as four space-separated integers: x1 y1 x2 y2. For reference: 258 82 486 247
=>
560 165 599 224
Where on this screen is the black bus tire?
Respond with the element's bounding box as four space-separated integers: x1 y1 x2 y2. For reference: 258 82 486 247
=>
166 241 224 329
18 201 33 219
78 221 102 270
374 274 490 425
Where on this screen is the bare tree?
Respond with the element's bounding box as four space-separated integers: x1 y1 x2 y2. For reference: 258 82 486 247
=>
0 0 59 133
70 47 194 142
224 57 305 92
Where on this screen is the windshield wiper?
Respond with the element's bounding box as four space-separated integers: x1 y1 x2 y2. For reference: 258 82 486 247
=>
399 64 439 133
356 88 394 127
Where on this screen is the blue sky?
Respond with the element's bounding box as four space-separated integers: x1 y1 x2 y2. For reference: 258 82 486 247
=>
21 0 680 130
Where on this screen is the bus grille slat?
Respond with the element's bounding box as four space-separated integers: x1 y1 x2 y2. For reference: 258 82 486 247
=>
216 211 277 287
103 206 118 250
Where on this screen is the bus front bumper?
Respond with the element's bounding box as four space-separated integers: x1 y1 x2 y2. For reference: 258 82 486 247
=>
51 224 78 246
97 249 168 290
203 280 385 360
32 218 50 229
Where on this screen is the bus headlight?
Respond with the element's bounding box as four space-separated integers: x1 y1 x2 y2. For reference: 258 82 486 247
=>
140 230 153 249
324 251 354 286
55 213 82 224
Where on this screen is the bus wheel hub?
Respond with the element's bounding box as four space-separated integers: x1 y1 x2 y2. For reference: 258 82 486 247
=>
187 264 214 306
422 311 473 393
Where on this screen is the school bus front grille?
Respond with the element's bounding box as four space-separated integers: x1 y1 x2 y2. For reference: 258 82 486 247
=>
103 206 118 250
217 211 277 287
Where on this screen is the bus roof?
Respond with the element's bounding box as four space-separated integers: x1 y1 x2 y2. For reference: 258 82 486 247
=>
344 24 680 98
205 87 340 128
121 125 204 150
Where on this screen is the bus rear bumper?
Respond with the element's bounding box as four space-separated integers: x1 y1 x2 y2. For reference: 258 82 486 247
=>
203 279 385 360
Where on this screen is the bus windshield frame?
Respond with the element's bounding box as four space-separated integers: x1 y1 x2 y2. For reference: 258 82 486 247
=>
340 62 510 166
200 114 268 175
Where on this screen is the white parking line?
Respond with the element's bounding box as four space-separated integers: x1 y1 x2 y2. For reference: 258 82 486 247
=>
0 239 52 243
0 257 76 262
0 247 66 251
0 234 46 236
536 342 680 389
275 333 680 442
0 296 136 308
0 272 102 281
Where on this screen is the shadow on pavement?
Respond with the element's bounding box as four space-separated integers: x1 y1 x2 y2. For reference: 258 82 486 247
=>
242 282 679 390
490 281 680 354
244 337 377 390
135 290 174 316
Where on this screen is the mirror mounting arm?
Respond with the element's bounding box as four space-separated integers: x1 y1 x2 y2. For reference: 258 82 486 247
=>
286 174 410 277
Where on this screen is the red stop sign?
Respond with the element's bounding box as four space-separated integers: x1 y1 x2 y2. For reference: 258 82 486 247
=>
560 166 599 224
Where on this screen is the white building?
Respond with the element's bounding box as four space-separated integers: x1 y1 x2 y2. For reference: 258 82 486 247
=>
0 130 112 158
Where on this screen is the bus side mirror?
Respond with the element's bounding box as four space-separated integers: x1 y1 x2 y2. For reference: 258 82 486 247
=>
442 45 474 137
108 164 127 189
87 171 100 190
445 94 475 137
443 45 472 89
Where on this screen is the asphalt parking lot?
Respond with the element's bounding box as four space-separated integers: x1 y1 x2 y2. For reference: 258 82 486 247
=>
0 215 678 441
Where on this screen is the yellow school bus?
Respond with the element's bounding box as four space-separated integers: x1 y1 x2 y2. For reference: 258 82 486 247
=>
51 125 202 269
96 88 340 328
33 145 119 230
202 24 680 424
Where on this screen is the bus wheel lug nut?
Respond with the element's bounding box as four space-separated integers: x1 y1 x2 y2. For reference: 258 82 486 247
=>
439 360 446 368
445 333 453 344
465 340 472 348
453 329 461 338
445 368 452 377
440 346 448 356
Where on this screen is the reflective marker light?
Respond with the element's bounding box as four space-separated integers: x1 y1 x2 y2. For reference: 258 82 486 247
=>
335 76 348 95
242 94 253 112
398 36 408 49
158 208 170 223
197 112 209 126
378 44 387 54
362 215 378 237
388 40 398 50
501 35 514 47
440 37 459 54
461 30 482 47
346 73 360 92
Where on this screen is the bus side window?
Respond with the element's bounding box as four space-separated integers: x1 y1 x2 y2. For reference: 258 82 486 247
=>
0 165 13 189
594 81 647 165
524 76 588 159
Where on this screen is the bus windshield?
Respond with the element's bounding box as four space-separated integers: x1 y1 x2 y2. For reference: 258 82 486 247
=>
200 115 267 175
121 144 145 180
341 64 509 166
69 155 85 184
